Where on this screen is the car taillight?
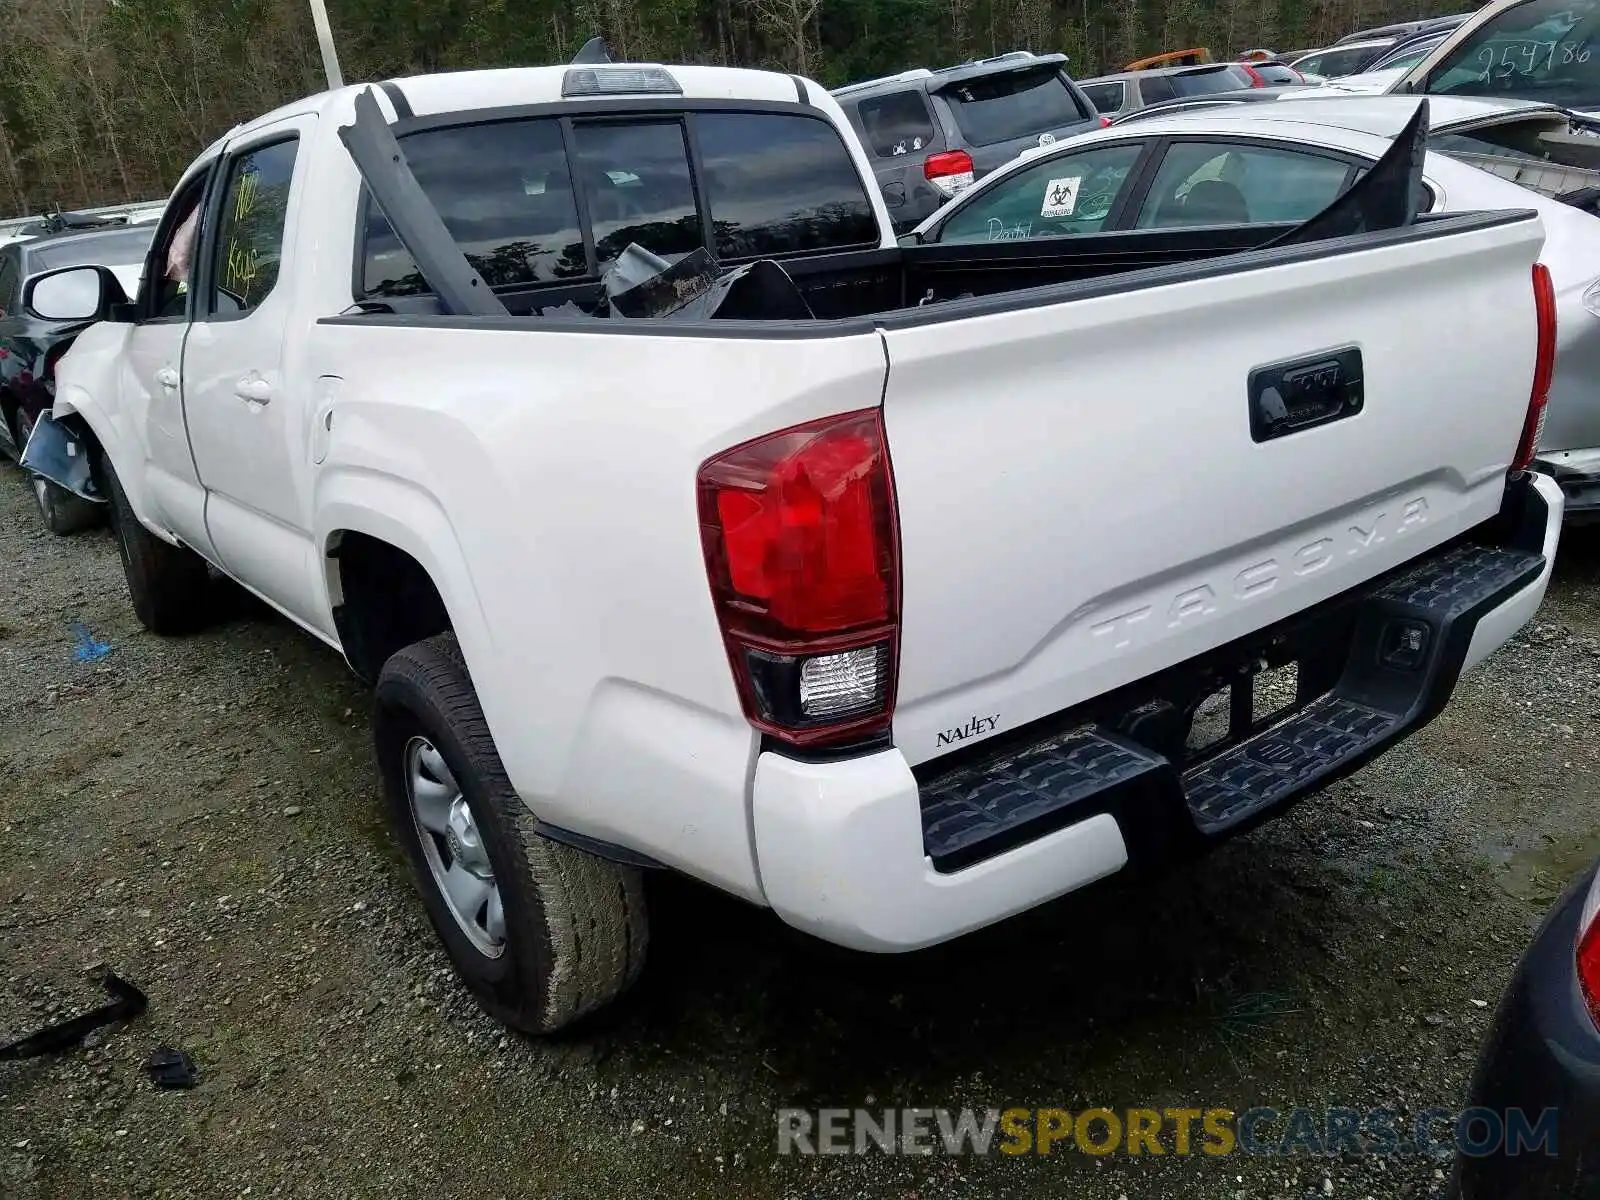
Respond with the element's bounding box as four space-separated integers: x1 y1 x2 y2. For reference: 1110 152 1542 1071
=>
924 149 975 198
1242 63 1266 86
1513 263 1557 473
1098 115 1112 127
697 409 900 749
1579 875 1600 1031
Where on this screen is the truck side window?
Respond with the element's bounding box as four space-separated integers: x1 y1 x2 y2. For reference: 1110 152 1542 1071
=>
695 113 879 259
362 118 587 297
569 121 702 268
210 138 298 315
856 92 937 157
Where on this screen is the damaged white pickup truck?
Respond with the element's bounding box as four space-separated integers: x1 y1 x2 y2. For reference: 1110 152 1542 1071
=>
23 59 1564 1032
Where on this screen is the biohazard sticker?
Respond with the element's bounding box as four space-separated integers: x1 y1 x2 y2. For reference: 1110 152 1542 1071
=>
1041 177 1080 218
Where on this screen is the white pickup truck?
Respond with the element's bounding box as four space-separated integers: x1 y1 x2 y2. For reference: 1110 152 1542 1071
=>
23 61 1564 1033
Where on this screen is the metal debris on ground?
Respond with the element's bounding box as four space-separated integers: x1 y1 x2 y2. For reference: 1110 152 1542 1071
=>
0 971 148 1060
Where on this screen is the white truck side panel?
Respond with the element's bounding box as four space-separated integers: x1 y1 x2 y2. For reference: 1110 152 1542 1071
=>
881 217 1546 766
306 321 890 900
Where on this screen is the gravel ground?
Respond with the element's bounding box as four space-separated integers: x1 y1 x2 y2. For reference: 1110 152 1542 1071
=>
3 458 1599 1200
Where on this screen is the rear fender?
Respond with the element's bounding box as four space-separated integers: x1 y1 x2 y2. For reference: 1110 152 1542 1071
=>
316 469 495 707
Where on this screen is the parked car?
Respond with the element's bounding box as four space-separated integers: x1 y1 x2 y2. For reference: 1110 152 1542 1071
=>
0 201 165 252
1248 59 1311 84
1291 39 1404 78
1451 859 1600 1198
832 52 1104 232
1392 0 1600 112
30 61 1561 1036
1364 28 1453 72
0 222 152 532
1078 62 1268 120
1334 13 1474 45
911 94 1600 520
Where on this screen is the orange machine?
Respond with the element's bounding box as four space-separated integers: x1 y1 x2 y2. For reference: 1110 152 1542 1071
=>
1123 47 1213 70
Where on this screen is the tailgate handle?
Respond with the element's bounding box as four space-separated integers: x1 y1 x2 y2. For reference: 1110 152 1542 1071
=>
1248 347 1363 443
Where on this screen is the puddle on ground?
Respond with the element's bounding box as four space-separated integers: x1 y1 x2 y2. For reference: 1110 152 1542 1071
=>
1499 828 1600 906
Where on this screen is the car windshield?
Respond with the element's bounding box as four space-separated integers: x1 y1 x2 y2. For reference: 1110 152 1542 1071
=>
1170 65 1253 95
939 66 1090 144
1425 0 1600 108
28 227 153 271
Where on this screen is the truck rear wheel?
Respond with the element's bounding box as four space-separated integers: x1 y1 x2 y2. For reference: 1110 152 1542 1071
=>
103 460 210 634
13 410 104 535
374 633 648 1034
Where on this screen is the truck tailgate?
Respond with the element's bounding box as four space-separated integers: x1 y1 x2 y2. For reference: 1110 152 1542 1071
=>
879 213 1545 767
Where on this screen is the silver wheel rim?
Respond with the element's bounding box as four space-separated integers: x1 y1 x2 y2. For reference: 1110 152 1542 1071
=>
404 736 506 958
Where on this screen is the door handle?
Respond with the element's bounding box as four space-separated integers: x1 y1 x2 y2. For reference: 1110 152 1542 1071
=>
234 376 272 405
154 367 179 389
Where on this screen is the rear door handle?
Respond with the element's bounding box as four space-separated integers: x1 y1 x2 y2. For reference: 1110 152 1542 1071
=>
154 367 179 389
234 376 272 405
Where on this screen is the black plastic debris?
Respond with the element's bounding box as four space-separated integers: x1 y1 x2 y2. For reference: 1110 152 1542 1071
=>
0 971 148 1061
145 1046 197 1090
1259 98 1428 250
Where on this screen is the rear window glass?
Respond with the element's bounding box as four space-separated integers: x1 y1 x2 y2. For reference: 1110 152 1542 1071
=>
30 228 153 271
940 67 1090 145
570 121 703 267
1296 44 1388 77
362 118 587 297
1171 66 1251 96
696 113 878 258
1080 80 1126 113
1138 74 1179 104
856 91 938 156
1426 0 1600 108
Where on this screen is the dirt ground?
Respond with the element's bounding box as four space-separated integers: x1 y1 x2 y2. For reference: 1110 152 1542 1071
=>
3 457 1599 1200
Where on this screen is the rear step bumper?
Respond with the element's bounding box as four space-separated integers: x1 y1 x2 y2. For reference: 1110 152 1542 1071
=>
751 472 1562 953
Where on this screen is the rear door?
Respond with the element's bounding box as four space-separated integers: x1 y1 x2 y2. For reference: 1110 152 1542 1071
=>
876 212 1546 766
932 63 1102 176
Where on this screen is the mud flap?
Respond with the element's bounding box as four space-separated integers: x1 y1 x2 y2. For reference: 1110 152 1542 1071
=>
18 410 104 503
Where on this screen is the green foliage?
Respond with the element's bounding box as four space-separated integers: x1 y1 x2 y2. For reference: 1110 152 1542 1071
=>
0 0 1457 211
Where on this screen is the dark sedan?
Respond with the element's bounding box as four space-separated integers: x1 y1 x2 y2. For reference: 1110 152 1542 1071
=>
0 223 151 532
1452 860 1600 1198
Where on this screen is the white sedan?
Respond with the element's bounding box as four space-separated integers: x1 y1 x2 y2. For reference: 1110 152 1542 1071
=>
908 94 1600 517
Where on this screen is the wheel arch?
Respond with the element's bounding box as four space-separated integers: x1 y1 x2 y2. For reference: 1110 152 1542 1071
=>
318 475 495 689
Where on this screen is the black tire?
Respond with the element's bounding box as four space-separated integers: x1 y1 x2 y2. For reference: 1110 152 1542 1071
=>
102 459 210 634
374 633 648 1034
13 409 104 535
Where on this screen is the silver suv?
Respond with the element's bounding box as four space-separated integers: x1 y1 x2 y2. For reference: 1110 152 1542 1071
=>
832 52 1104 232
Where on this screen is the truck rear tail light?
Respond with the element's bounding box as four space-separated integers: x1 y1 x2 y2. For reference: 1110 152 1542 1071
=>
925 150 975 198
698 410 900 749
1579 874 1600 1031
1513 263 1557 473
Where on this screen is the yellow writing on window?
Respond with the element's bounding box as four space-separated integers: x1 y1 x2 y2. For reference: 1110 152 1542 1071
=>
222 167 263 303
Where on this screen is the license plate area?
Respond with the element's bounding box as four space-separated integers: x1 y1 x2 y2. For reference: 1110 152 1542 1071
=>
1184 659 1305 763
